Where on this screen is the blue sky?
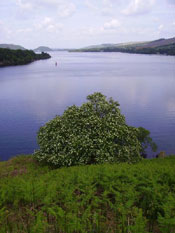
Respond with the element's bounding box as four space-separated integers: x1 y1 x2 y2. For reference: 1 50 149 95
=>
0 0 175 49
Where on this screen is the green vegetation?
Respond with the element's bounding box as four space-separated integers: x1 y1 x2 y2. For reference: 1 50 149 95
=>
73 44 175 56
100 44 175 56
34 93 156 167
0 48 51 67
72 37 175 56
0 93 173 232
0 155 175 232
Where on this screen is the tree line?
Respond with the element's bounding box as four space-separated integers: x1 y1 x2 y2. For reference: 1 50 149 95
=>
0 48 51 67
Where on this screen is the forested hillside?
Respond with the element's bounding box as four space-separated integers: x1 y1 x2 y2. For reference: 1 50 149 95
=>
0 48 51 67
72 37 175 56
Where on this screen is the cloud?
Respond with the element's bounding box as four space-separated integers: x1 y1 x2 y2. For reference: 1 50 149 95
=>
16 0 33 10
158 24 164 30
41 0 61 6
103 0 113 8
103 19 121 30
0 20 12 42
17 28 33 33
101 8 113 16
15 0 76 18
57 3 76 18
85 0 98 10
78 19 121 38
84 0 114 16
122 0 155 15
85 0 113 10
101 0 114 16
35 17 63 32
154 24 165 36
0 20 11 34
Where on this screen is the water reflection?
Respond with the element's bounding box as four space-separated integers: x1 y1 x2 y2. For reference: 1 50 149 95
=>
0 52 175 160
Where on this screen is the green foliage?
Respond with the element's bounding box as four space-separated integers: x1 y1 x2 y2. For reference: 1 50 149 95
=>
34 93 156 167
137 127 157 154
158 194 175 232
0 155 175 232
0 48 51 67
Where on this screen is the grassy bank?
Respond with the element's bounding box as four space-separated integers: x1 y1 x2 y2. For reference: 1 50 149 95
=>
0 155 175 232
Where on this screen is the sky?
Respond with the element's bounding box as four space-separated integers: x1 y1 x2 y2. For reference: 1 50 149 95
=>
0 0 175 49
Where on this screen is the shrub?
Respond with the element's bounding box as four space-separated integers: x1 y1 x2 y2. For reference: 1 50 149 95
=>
1 155 175 232
34 93 156 167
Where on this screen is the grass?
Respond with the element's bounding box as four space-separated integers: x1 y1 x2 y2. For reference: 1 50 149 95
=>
0 155 175 232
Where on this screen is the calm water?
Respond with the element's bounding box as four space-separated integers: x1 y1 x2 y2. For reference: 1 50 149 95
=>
0 52 175 160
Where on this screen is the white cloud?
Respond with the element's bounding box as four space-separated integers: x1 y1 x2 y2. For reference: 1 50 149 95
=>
35 17 63 32
103 19 121 30
57 3 76 18
101 8 113 16
154 24 165 36
122 0 155 15
15 0 76 18
47 23 63 32
16 0 33 10
0 20 12 40
78 19 121 38
17 28 32 33
84 0 114 16
35 17 51 30
85 0 98 10
85 0 113 11
152 17 159 22
41 0 61 5
43 17 52 25
103 0 113 8
158 24 164 30
1 0 174 48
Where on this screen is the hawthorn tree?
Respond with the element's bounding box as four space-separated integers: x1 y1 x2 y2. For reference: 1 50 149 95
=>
34 92 157 167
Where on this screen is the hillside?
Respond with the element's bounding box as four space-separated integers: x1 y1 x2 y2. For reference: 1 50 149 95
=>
83 41 149 50
73 37 175 55
0 43 26 50
0 48 51 67
34 46 53 52
0 155 175 232
139 37 175 48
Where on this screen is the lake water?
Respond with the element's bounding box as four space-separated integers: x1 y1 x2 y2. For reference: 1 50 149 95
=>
0 52 175 160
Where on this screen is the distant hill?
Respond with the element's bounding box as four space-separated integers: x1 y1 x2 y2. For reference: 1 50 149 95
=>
80 37 175 50
72 37 175 56
34 47 69 52
52 48 69 51
0 44 26 50
83 41 149 50
34 46 53 52
84 44 117 50
138 37 175 48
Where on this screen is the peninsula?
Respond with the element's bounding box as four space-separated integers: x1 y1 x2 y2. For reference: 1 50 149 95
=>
0 48 51 67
